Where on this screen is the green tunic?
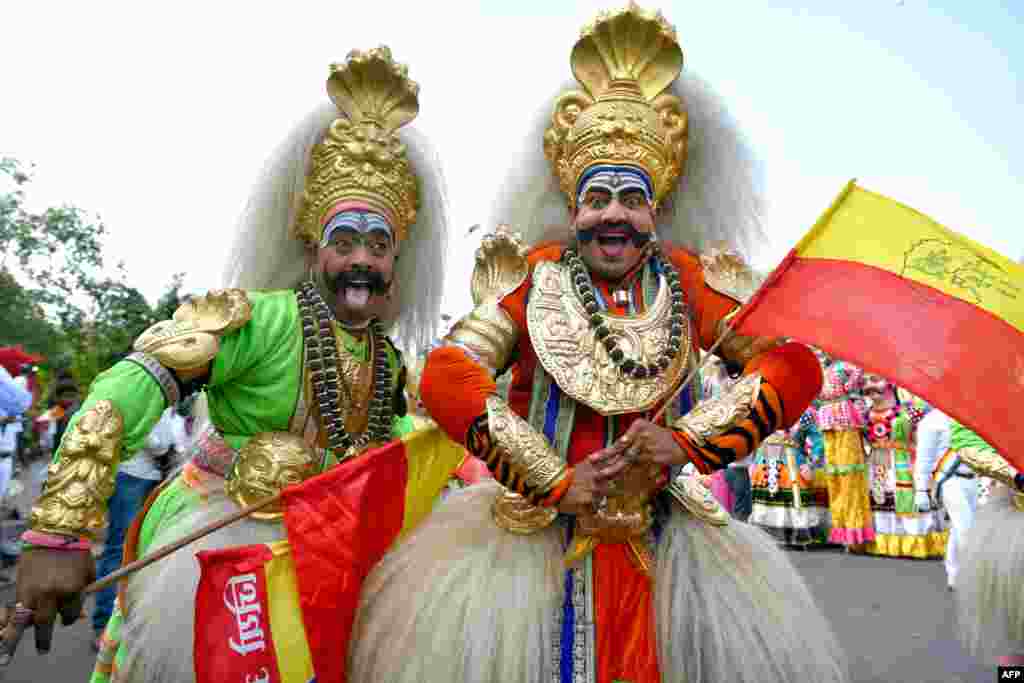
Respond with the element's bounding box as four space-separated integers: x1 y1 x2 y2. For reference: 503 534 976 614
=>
85 289 412 683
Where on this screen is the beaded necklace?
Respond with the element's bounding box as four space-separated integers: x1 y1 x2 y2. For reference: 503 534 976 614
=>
563 244 687 379
296 281 394 458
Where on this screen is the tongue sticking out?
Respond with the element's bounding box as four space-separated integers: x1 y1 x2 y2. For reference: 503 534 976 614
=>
598 236 628 259
343 286 372 308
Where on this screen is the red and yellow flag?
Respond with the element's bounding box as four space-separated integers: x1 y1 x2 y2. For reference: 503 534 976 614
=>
734 181 1024 470
194 426 467 683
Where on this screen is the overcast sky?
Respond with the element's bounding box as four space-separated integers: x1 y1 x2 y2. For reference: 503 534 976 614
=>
3 1 1021 320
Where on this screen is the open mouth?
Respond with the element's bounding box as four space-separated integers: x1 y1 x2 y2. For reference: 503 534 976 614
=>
596 231 629 258
341 283 372 308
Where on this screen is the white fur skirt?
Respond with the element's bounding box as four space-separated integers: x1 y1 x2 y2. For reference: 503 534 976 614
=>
114 490 287 683
349 481 848 683
955 490 1024 660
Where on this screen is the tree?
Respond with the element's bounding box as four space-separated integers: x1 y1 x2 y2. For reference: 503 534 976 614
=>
0 158 185 388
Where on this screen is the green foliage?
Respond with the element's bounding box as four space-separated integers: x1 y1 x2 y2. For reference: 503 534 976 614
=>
0 157 185 390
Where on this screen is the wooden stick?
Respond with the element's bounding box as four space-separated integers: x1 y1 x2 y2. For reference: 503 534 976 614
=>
82 493 281 595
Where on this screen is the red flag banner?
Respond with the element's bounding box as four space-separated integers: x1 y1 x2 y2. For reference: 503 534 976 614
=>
194 544 284 683
281 439 407 683
192 427 467 682
734 181 1024 469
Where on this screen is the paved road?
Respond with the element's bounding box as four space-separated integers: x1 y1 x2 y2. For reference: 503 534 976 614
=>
791 547 992 683
0 542 996 682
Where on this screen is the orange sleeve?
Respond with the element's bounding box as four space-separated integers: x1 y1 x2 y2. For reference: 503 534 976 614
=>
420 347 496 444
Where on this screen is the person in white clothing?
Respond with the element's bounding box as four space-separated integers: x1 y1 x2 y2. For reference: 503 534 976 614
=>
914 408 977 589
0 366 32 511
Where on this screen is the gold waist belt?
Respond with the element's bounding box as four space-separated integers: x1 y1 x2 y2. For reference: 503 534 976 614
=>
566 490 655 574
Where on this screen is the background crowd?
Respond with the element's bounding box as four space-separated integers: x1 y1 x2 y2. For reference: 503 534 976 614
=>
695 346 989 591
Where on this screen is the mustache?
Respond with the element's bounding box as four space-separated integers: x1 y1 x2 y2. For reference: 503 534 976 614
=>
576 222 652 247
325 268 390 295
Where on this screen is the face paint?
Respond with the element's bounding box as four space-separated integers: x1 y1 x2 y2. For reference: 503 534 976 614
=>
320 210 394 248
313 209 397 325
576 165 653 209
572 165 657 282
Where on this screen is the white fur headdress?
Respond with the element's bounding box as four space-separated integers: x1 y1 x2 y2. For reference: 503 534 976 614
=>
489 72 766 262
222 103 450 356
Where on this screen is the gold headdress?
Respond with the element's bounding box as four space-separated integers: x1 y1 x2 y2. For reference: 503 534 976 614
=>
544 3 688 210
293 47 420 245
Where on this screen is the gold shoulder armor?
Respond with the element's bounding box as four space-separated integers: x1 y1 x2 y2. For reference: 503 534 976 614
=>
30 401 123 539
673 372 762 446
134 289 253 376
470 225 529 306
700 243 759 304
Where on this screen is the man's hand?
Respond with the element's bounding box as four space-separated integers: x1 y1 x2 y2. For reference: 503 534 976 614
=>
0 548 95 665
558 449 616 515
618 419 688 468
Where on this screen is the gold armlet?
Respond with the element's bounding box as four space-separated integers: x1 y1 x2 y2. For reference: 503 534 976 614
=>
716 308 784 367
957 447 1024 510
134 289 252 380
443 302 519 376
673 373 762 446
470 225 529 306
666 475 730 526
29 401 123 540
485 395 567 495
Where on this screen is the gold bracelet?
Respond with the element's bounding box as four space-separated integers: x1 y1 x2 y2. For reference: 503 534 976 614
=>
29 401 123 540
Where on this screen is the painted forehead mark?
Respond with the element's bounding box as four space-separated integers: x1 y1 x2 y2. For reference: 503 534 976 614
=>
320 210 393 247
576 165 653 205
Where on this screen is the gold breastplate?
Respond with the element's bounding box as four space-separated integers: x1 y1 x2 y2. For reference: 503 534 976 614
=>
526 260 689 415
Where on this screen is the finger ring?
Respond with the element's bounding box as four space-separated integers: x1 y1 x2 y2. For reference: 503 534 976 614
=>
625 446 641 463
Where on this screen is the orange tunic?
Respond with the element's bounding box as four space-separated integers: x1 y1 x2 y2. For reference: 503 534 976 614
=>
420 243 823 682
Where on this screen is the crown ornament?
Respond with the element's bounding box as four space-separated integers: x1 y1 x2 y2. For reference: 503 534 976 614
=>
293 47 420 245
544 2 688 210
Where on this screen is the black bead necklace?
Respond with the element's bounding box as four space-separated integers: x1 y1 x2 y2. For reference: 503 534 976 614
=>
296 281 394 457
563 245 688 379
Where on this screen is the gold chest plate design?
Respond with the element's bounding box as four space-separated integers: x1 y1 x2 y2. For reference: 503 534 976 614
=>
526 260 689 416
335 334 374 436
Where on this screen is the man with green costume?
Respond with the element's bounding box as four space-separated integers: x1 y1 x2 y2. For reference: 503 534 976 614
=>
0 46 451 682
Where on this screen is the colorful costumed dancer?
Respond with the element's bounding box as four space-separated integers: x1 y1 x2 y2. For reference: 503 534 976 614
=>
816 352 874 548
349 6 847 683
749 407 826 547
949 431 1024 664
914 412 978 588
0 48 451 682
860 374 947 558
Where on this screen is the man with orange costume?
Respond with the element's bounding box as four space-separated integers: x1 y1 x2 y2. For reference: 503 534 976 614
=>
349 5 847 683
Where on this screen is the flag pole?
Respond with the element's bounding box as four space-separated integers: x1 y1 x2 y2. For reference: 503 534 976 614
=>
650 318 739 425
82 492 281 595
